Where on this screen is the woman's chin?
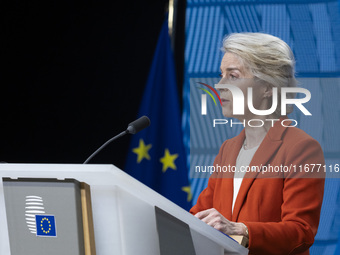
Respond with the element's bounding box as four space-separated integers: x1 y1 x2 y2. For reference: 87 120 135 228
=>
222 110 233 118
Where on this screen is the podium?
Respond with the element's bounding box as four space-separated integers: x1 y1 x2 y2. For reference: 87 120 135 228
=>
0 164 248 255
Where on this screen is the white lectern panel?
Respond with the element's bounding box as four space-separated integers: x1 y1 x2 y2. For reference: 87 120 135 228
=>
0 164 248 255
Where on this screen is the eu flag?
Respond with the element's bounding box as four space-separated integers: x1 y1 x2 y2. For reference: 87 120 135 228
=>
36 215 57 237
125 19 192 211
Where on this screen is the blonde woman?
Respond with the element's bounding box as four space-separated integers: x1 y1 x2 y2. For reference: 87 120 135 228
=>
190 33 325 255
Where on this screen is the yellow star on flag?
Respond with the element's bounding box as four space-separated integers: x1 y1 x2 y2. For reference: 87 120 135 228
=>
181 186 192 202
132 139 152 163
159 148 178 173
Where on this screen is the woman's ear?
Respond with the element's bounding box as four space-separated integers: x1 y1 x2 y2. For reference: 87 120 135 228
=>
263 84 273 98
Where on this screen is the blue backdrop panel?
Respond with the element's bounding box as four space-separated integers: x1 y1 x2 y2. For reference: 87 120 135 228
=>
183 0 340 253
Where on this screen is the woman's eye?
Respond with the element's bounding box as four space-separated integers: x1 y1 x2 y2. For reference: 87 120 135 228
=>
230 74 238 80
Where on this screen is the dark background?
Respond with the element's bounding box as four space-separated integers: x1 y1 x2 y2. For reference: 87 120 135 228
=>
1 0 186 169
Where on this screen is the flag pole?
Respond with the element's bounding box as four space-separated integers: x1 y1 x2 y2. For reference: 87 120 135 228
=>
168 0 175 37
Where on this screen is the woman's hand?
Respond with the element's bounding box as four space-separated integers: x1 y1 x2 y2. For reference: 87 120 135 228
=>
194 208 248 237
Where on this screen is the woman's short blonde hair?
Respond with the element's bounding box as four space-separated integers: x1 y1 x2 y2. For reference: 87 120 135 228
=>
222 32 297 115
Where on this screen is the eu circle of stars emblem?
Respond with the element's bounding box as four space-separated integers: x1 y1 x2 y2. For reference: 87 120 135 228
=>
35 215 57 237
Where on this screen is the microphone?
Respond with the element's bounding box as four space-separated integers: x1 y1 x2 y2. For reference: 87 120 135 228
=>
83 116 151 164
127 115 151 134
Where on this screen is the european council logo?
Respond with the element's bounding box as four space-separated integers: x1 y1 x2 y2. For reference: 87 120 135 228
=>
35 215 57 237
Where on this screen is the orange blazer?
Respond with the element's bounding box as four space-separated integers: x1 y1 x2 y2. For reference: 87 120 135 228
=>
190 120 325 255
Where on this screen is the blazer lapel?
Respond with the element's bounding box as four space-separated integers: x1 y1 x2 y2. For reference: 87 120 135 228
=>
219 130 245 219
220 129 245 178
231 118 290 221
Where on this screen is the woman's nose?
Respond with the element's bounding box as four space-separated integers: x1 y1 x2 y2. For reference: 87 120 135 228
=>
217 78 229 92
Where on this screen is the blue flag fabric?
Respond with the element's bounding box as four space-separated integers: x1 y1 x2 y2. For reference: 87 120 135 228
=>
124 19 192 211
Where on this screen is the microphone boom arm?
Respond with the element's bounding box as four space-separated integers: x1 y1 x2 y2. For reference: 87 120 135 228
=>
83 130 128 164
83 115 150 164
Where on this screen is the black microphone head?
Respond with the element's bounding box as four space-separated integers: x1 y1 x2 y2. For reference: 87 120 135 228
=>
127 116 151 134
